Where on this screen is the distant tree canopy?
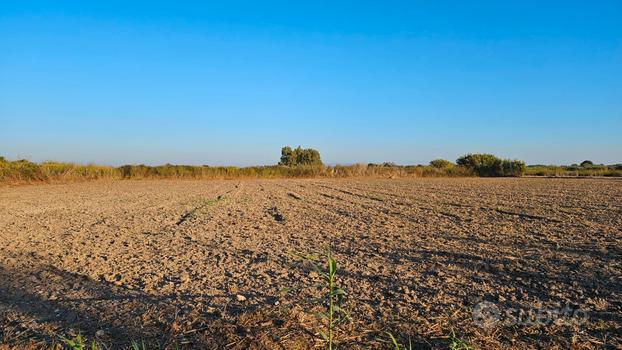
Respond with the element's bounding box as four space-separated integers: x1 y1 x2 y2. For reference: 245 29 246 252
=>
367 162 397 167
456 153 525 177
429 159 453 169
580 160 594 167
279 146 323 166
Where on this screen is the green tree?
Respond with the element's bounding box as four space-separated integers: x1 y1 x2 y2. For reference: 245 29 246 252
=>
279 146 322 166
280 146 294 166
580 160 593 167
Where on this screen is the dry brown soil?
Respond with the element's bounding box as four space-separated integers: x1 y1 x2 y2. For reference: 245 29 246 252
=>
0 178 620 349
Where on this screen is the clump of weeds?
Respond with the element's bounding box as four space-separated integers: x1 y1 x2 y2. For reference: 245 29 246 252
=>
386 332 412 350
290 246 350 350
130 339 147 350
449 330 474 350
63 334 97 350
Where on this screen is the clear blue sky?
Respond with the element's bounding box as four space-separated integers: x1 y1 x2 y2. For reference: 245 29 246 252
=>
1 1 621 166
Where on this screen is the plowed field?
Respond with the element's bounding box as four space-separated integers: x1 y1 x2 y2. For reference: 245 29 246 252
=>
1 178 620 349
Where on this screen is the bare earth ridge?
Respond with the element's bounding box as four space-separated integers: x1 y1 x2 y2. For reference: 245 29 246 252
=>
1 178 620 349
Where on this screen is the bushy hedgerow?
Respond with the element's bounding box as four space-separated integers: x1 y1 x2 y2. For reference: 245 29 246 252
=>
429 159 454 169
456 154 525 177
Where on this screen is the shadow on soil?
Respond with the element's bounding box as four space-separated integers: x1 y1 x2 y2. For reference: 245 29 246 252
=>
0 259 310 349
2 239 620 349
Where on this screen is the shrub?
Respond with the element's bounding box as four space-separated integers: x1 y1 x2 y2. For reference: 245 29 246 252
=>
456 154 525 177
500 159 526 177
580 160 594 167
429 159 453 169
0 159 45 181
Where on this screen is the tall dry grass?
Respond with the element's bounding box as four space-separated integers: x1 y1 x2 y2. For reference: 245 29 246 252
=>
5 157 616 184
0 158 475 184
